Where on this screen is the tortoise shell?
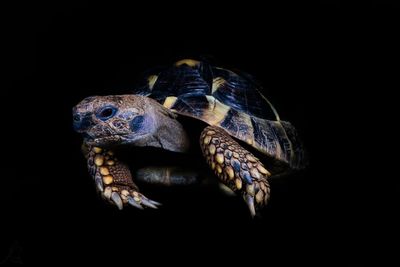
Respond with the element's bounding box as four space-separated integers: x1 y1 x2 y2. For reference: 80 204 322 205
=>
135 59 306 170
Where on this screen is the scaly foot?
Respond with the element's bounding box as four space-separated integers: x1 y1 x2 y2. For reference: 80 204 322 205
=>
85 145 161 210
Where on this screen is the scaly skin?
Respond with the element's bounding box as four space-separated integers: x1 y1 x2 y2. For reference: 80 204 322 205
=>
74 95 189 210
200 126 271 217
84 144 160 209
74 94 270 216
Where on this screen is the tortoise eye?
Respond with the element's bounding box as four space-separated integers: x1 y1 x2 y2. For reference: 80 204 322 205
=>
97 106 117 121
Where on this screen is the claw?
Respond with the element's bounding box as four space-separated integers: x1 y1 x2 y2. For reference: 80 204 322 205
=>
127 196 144 210
95 173 104 192
245 194 256 217
141 198 158 209
111 192 123 210
103 187 112 199
246 183 255 196
148 199 162 206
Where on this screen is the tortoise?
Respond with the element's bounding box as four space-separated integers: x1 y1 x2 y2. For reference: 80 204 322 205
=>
72 59 306 216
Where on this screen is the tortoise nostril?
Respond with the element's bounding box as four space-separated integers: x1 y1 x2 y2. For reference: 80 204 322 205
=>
73 114 81 122
73 113 94 132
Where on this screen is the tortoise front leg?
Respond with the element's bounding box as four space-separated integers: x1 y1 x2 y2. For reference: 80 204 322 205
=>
83 143 161 210
200 126 271 217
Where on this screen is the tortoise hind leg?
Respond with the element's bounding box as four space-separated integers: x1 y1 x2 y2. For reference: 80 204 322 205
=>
200 126 271 217
83 144 161 210
135 166 202 186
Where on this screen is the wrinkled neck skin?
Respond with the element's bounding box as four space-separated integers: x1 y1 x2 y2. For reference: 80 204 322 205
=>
124 103 190 153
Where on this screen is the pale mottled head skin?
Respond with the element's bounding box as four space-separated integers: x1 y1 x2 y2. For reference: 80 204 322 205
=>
73 95 190 152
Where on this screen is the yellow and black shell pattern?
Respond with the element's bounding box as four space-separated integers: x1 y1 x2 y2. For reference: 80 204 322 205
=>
135 59 306 170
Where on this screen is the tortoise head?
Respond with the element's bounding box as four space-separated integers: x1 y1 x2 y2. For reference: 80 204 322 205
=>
73 95 189 152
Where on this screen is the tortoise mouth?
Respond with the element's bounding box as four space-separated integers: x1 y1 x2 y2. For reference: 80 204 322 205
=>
85 133 133 147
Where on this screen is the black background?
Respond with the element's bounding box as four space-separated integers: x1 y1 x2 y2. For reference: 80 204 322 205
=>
2 1 399 265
